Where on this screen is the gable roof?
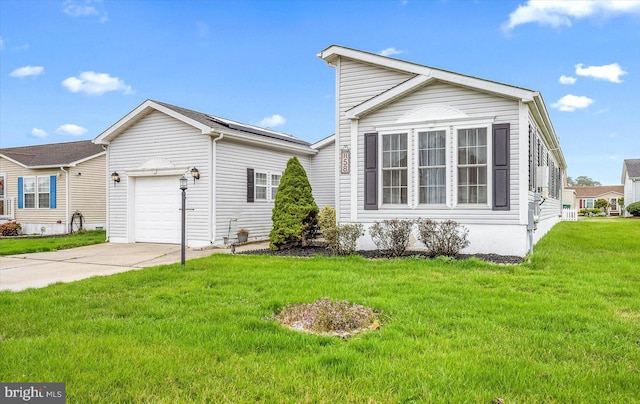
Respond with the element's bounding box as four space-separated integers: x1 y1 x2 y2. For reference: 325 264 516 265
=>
318 45 565 169
623 159 640 180
93 100 312 152
565 186 624 198
0 140 105 168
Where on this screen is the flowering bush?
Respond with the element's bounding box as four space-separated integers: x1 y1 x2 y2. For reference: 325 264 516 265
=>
369 219 414 257
0 221 21 236
274 298 380 337
416 218 470 257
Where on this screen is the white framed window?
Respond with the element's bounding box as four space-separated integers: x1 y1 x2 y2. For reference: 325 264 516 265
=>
38 176 50 208
382 133 408 204
24 177 37 209
457 127 487 204
418 130 446 204
254 171 281 202
583 199 595 209
271 174 281 200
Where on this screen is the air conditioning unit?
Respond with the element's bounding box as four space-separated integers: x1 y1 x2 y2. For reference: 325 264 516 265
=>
536 166 549 188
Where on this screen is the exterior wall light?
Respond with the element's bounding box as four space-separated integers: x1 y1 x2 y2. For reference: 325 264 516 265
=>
111 171 120 186
190 167 200 184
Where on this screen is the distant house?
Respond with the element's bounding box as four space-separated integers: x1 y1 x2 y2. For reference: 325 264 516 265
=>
622 159 640 215
564 186 624 215
318 45 567 256
92 99 334 247
0 140 106 235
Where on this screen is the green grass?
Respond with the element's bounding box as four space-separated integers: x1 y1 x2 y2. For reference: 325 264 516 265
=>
0 230 106 255
1 221 639 402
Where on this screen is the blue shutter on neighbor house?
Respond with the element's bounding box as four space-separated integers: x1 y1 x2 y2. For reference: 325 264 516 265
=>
17 177 24 209
50 175 57 209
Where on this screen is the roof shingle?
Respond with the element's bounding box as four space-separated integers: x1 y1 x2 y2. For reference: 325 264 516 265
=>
0 140 104 167
624 159 640 179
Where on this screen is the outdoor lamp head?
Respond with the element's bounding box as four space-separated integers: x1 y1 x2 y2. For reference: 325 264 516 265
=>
111 171 120 185
179 175 188 190
190 167 200 184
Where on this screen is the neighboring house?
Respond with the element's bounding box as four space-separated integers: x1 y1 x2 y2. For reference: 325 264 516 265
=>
92 99 333 247
0 140 106 235
318 45 567 256
564 185 624 215
622 159 640 216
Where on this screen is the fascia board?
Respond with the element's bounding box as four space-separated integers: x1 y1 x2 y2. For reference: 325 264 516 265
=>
214 129 317 156
0 154 28 169
311 134 335 150
93 100 211 145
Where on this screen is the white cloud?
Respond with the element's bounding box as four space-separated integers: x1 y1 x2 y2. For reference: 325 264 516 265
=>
9 65 45 78
575 63 627 83
63 0 98 16
56 124 88 136
559 75 577 85
379 47 404 57
63 0 108 22
62 71 133 95
259 114 286 128
196 21 209 37
503 0 640 31
31 128 48 138
552 94 594 112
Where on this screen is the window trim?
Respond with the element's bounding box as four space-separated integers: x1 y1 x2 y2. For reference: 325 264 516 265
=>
254 170 281 202
376 118 493 209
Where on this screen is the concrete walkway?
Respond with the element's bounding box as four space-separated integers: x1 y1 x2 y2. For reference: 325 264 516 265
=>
0 242 266 292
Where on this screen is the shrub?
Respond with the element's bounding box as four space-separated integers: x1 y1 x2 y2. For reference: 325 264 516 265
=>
0 221 21 237
369 219 414 257
274 298 379 336
318 206 363 255
626 201 640 217
270 157 319 250
416 218 470 257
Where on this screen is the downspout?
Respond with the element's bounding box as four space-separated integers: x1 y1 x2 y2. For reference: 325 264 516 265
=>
60 167 70 233
210 132 224 244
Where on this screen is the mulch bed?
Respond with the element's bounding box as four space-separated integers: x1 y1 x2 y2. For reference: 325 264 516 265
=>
237 241 524 265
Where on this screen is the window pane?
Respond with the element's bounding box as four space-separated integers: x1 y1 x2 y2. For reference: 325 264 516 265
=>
256 187 267 200
255 173 267 186
25 194 36 209
24 178 36 193
38 177 50 193
39 193 50 208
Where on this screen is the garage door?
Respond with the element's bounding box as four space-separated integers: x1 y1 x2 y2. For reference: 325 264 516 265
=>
135 176 181 243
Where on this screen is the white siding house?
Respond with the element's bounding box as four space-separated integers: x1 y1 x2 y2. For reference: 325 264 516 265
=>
318 45 566 257
622 159 640 216
93 100 319 247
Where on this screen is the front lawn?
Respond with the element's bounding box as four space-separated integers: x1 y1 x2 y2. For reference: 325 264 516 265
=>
0 230 106 256
0 221 639 402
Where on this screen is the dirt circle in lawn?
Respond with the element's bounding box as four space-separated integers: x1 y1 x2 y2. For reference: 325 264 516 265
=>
273 298 381 338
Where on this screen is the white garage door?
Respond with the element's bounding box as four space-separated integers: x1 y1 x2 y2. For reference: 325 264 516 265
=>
135 176 181 244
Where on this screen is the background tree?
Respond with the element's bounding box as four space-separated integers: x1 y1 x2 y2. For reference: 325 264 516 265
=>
269 157 319 250
567 176 576 186
595 198 610 215
574 176 601 187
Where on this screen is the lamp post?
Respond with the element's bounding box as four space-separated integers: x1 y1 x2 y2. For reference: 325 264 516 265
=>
179 175 188 266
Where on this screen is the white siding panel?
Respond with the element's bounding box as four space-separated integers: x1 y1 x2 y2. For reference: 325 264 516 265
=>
214 139 312 244
309 141 336 209
108 111 210 244
337 58 414 221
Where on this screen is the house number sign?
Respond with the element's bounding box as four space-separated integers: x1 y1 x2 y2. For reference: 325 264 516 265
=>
340 148 350 174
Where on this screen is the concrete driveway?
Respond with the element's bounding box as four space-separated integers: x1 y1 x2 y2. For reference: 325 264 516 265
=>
0 243 221 292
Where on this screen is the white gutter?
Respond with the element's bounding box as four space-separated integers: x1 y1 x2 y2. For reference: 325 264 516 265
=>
210 132 224 244
60 167 70 232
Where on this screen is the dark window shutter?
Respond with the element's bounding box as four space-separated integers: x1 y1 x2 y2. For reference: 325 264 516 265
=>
246 168 254 203
17 177 24 209
364 133 378 210
492 123 510 211
50 175 57 209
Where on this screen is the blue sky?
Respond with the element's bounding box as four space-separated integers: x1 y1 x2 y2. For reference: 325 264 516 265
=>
1 0 639 185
